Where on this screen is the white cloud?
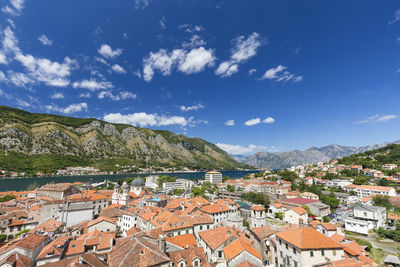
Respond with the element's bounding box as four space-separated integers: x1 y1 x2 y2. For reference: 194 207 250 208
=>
111 64 126 74
72 79 113 91
225 120 235 126
215 32 264 77
263 117 275 124
0 52 6 64
244 118 260 126
389 10 400 25
178 47 215 74
16 98 30 107
159 16 166 29
14 54 77 87
2 0 24 16
216 143 267 155
180 104 204 112
98 44 122 59
134 0 150 9
143 49 184 81
37 34 52 46
44 102 88 114
2 26 20 54
103 112 190 127
215 62 238 78
182 35 206 49
7 71 34 87
120 91 137 100
79 92 91 98
51 92 64 99
177 24 204 33
354 114 397 124
261 65 303 82
248 68 257 75
98 91 137 101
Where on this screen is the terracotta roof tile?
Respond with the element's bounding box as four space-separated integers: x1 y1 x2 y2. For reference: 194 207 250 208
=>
223 238 262 262
275 227 343 249
166 233 197 249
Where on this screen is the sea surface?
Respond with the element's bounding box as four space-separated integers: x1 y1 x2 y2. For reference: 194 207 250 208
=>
0 170 259 192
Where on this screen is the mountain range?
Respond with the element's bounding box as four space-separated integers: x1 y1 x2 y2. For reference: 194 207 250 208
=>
0 106 248 173
239 141 400 169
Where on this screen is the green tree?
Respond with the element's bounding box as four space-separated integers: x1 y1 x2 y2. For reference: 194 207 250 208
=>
320 192 340 211
354 176 369 185
241 192 270 208
0 194 16 203
378 178 389 187
243 218 249 228
275 212 283 220
227 184 235 192
157 175 177 188
302 205 316 217
322 216 330 223
372 195 392 210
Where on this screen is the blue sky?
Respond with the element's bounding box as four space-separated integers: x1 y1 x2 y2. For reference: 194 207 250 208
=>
0 0 400 155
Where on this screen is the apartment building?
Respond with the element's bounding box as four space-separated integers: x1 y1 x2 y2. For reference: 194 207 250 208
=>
205 171 222 184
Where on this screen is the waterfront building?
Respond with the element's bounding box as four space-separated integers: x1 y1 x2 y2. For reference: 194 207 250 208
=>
205 171 222 184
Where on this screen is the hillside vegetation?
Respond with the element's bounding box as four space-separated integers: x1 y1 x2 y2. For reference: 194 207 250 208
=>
0 106 248 174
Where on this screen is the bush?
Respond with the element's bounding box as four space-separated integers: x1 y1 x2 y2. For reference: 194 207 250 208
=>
275 212 283 220
322 216 330 223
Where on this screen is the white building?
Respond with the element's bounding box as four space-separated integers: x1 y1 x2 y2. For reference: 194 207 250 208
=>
353 185 396 199
112 182 130 205
273 227 345 267
328 179 352 188
344 204 387 235
284 207 308 225
383 164 398 170
250 205 266 228
205 171 222 184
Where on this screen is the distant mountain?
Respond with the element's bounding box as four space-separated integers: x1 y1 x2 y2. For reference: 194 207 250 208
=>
0 105 248 173
241 141 400 169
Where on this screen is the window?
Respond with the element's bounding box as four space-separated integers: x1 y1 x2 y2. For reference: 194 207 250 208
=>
286 256 290 265
279 239 282 245
310 251 314 257
207 225 210 229
200 226 203 230
280 251 283 258
333 250 336 256
178 262 185 267
186 230 189 234
193 259 200 267
294 260 298 267
218 251 223 258
293 248 296 254
285 243 288 250
321 249 325 256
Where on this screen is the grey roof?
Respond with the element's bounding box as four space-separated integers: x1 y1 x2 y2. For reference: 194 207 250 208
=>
227 214 243 222
115 183 120 189
131 178 145 187
122 182 129 189
384 255 400 264
353 203 385 213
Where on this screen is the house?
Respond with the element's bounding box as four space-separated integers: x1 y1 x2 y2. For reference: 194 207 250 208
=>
168 247 212 267
223 238 263 267
267 202 286 218
344 204 386 235
273 227 345 267
36 183 79 199
247 225 277 266
306 202 331 218
316 223 337 237
0 234 48 265
284 207 308 225
87 216 117 233
299 192 319 200
36 236 71 265
39 198 94 227
382 164 398 170
327 180 353 188
249 205 266 228
165 233 197 252
198 226 244 265
108 234 170 267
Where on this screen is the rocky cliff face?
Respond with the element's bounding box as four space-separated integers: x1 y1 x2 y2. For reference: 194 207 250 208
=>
0 106 245 170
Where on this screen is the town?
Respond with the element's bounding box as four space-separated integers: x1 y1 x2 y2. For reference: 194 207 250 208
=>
0 156 399 267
